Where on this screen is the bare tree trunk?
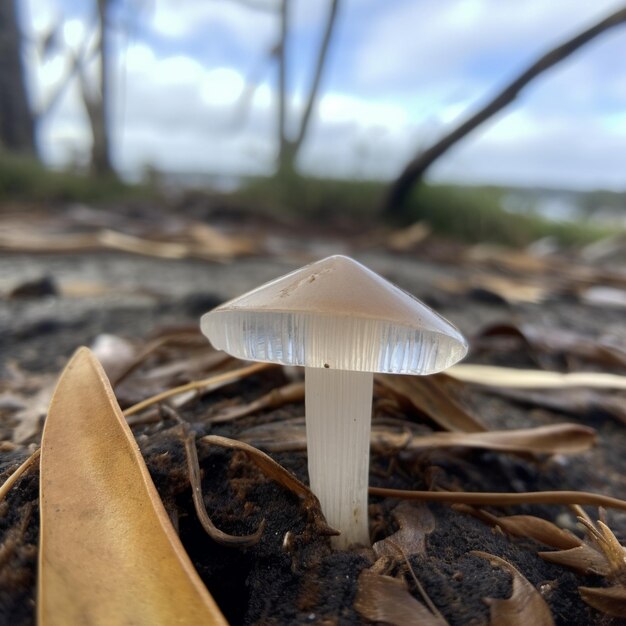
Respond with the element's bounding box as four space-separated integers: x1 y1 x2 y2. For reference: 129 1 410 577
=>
277 0 340 176
89 0 114 176
0 0 36 155
276 0 290 175
383 5 626 217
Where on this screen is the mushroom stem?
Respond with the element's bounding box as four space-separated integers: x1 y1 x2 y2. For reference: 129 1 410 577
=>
305 366 373 548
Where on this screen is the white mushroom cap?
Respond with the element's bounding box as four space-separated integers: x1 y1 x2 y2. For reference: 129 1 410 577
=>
201 255 467 374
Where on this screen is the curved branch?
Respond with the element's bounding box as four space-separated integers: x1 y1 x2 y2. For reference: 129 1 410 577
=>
293 0 339 152
383 5 626 216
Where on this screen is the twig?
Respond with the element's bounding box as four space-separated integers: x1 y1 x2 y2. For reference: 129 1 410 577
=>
181 426 265 548
390 540 447 622
0 449 41 503
368 487 626 512
123 362 276 416
203 435 338 536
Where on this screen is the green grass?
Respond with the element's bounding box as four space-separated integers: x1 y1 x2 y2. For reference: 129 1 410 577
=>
1 154 616 248
239 174 613 247
0 153 152 204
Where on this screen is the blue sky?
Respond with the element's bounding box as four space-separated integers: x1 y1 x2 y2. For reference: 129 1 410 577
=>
22 0 626 189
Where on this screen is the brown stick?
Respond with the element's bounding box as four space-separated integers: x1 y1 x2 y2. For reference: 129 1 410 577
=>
0 449 41 503
182 428 265 547
369 487 626 512
122 362 276 416
383 5 626 216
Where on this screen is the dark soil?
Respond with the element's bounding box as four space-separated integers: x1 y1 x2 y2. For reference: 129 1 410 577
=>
1 245 625 626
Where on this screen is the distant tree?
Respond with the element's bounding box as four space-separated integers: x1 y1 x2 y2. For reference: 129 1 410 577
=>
30 1 117 176
79 0 115 176
383 5 626 219
0 0 37 156
228 0 340 177
276 0 339 176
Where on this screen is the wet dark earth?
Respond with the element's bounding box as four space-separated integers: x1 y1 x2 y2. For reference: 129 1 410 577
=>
1 246 625 625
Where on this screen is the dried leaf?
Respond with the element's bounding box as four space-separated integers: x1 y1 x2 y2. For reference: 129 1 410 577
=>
185 222 256 258
471 551 554 626
376 374 487 432
123 361 276 416
0 225 255 262
447 365 626 390
208 381 304 423
482 386 626 425
238 417 306 451
539 544 614 576
386 221 431 251
240 422 595 455
454 506 581 550
539 517 626 578
437 274 549 304
97 229 191 258
139 350 232 385
578 585 626 617
408 423 596 455
476 323 626 369
354 569 448 626
0 231 98 252
373 502 435 558
3 378 56 444
465 244 553 274
38 348 228 625
583 519 626 581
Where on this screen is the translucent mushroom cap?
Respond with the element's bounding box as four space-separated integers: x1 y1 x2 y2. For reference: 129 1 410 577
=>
201 255 468 374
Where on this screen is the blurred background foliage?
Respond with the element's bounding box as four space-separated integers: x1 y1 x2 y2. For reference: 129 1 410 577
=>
1 0 625 247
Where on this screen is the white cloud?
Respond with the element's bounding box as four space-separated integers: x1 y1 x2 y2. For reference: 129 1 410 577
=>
149 0 276 49
27 0 626 190
318 94 408 131
430 111 626 189
62 18 86 50
201 68 245 107
353 0 625 95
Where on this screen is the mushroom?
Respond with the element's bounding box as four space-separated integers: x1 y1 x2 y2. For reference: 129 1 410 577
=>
200 255 467 548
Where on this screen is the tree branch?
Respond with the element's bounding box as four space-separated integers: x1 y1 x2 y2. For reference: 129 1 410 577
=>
293 0 339 152
277 0 288 165
36 11 100 119
383 5 626 217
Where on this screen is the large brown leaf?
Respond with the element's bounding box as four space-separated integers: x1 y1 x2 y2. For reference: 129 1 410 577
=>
38 348 228 626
